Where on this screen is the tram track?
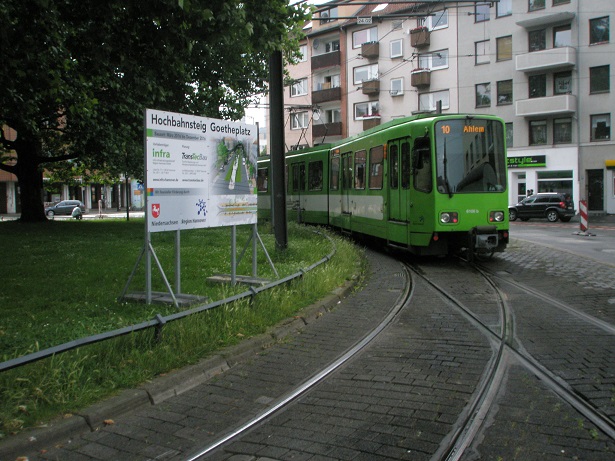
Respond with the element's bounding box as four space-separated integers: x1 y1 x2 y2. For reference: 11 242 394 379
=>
409 258 615 461
185 265 414 461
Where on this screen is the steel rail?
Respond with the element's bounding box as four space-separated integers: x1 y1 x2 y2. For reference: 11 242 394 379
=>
184 264 413 461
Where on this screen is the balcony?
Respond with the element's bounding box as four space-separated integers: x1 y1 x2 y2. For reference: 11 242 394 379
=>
311 50 340 71
313 122 342 139
411 69 431 87
410 27 430 47
516 46 576 73
313 86 341 104
515 94 577 117
362 116 381 130
361 41 379 59
362 79 380 95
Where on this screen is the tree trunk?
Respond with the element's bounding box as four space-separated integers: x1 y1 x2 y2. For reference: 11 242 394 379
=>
14 139 48 222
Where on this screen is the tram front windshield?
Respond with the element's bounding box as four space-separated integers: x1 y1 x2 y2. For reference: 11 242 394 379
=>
434 118 506 194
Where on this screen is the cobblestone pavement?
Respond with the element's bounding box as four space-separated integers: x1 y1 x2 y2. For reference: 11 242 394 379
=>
2 237 615 461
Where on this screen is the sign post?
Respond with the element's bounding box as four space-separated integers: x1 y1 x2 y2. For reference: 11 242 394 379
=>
121 109 266 306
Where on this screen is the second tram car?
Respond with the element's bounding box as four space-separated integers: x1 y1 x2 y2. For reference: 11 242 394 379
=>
257 113 509 257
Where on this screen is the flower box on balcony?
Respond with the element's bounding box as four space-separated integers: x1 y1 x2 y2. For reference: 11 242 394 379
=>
361 41 379 59
411 69 431 87
410 27 430 47
362 79 380 95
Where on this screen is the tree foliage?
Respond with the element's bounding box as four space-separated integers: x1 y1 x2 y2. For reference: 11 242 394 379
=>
0 0 309 221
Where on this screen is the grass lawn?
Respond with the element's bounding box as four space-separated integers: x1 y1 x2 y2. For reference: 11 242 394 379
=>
0 218 364 438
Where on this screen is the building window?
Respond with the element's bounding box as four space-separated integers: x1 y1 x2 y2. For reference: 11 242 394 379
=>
497 80 513 105
354 101 379 119
590 65 610 93
319 7 337 24
419 90 450 111
475 40 490 65
291 111 309 130
529 74 547 98
497 0 512 17
529 0 545 12
529 29 546 52
590 17 610 45
290 78 308 97
554 118 572 144
353 27 378 48
390 78 404 96
554 71 572 95
325 109 341 123
553 0 570 5
418 49 449 71
427 9 449 30
353 64 378 84
392 20 403 31
530 120 547 145
298 45 307 62
496 36 512 61
476 83 491 107
591 114 611 141
554 24 572 47
475 2 490 22
390 39 403 59
506 122 513 148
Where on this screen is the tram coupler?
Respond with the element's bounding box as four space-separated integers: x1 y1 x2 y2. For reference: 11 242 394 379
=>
471 225 499 251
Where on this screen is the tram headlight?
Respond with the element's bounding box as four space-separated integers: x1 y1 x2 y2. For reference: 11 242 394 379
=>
490 211 505 222
439 212 458 224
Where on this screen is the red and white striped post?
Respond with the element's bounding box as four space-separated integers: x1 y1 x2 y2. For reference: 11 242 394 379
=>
579 200 589 232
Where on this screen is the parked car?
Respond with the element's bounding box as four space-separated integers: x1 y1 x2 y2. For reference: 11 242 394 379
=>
509 193 575 223
45 200 86 217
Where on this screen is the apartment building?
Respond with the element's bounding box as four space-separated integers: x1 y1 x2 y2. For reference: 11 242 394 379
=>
283 0 614 214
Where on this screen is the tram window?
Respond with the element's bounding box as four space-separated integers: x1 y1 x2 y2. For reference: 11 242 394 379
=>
390 145 399 189
257 168 268 192
292 163 305 192
308 161 323 191
401 142 411 189
369 145 384 189
330 157 340 190
355 150 366 189
413 143 433 192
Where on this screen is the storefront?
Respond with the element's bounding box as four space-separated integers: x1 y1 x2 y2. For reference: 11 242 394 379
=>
606 160 615 214
507 146 579 207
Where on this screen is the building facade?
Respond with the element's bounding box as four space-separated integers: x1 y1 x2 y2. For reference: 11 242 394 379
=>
283 0 614 214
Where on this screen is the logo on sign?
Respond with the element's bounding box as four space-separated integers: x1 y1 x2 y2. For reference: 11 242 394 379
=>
152 203 161 218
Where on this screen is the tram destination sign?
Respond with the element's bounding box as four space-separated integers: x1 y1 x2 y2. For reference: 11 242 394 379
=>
145 109 258 233
507 155 546 168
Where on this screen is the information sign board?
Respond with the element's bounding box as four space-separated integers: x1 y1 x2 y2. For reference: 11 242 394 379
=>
145 109 258 232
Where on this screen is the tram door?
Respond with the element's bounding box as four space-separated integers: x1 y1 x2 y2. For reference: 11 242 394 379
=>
341 151 353 229
388 138 411 222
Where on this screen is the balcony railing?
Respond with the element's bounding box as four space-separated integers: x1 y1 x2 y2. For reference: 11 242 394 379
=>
361 41 379 59
516 46 576 73
362 79 380 95
311 50 341 71
411 69 431 87
410 27 430 47
515 94 577 117
313 122 342 138
362 116 381 130
312 86 342 104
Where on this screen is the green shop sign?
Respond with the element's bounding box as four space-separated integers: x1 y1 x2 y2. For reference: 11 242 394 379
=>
507 155 546 168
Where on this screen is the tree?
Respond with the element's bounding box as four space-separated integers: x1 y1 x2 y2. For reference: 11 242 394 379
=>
0 0 309 221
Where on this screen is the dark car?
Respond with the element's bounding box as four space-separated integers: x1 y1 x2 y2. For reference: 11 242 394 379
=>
45 200 86 217
509 193 575 223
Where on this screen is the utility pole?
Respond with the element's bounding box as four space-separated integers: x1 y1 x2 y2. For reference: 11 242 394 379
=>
269 50 287 250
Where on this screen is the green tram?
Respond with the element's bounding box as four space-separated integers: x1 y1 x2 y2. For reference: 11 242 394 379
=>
257 113 509 257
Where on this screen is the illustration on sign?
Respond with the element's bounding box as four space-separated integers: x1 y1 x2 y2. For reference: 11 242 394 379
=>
145 109 258 232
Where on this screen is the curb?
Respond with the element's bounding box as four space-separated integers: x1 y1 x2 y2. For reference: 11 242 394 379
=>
0 278 357 460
